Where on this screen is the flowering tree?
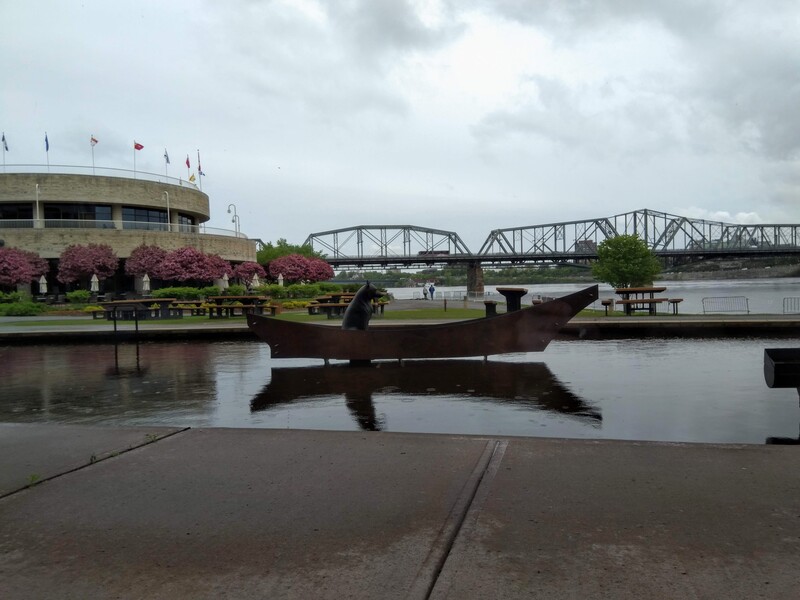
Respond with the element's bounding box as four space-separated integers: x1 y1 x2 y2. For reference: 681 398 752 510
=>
306 257 334 282
125 244 168 278
232 261 267 284
0 247 48 287
267 254 333 284
159 247 230 283
57 244 118 284
206 254 233 280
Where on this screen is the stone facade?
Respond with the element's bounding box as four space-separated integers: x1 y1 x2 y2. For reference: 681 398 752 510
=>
0 172 256 262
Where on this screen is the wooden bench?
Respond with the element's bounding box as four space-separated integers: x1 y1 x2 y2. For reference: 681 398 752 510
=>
615 297 669 315
601 299 614 316
484 300 498 317
702 296 749 314
170 301 207 316
668 298 683 315
91 309 111 320
320 303 350 319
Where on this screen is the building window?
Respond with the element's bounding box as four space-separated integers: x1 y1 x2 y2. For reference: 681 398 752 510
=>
0 203 34 228
43 203 113 228
178 213 196 233
122 207 168 231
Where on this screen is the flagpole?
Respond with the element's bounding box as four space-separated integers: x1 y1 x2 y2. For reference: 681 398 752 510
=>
197 149 203 191
45 132 50 172
133 142 136 179
91 137 95 175
2 133 5 172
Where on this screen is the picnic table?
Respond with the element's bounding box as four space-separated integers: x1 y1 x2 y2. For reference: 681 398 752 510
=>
98 298 179 320
614 287 669 316
206 296 271 318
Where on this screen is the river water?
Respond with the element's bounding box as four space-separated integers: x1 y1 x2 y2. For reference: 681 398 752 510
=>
392 277 800 314
2 336 798 445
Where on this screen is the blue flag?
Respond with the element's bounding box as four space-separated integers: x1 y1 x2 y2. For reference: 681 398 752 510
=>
45 133 49 152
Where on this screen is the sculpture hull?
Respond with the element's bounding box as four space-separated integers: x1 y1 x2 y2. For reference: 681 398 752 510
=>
246 285 598 361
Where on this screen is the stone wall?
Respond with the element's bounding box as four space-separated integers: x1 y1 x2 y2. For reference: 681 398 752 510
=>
0 228 255 261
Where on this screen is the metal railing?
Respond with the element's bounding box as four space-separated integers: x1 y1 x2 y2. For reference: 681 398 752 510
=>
0 164 200 189
0 218 245 238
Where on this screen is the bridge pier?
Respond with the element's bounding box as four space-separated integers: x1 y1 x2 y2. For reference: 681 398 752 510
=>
467 261 484 296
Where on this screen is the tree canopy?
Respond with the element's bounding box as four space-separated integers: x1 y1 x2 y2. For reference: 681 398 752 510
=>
0 247 48 287
591 234 661 288
267 254 334 284
57 244 118 284
256 238 322 264
124 244 168 278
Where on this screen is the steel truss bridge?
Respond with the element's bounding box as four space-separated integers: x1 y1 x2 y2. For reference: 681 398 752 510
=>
304 209 800 270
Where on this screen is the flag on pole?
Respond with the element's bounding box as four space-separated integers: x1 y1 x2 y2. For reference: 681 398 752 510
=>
1 133 7 151
90 135 98 146
134 141 144 150
45 133 49 152
164 149 170 164
189 173 196 183
185 155 190 169
197 150 205 176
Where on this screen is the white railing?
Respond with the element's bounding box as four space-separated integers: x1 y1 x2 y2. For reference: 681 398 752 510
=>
0 218 245 238
1 164 200 190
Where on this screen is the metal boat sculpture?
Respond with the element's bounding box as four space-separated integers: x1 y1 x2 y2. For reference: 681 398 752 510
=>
246 285 598 361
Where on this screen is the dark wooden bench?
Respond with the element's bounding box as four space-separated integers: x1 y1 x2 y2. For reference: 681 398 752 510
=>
320 303 350 319
668 298 683 315
601 299 614 316
484 300 498 317
615 297 669 315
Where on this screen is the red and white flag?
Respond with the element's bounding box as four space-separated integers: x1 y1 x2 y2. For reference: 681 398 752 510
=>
134 141 144 151
185 155 190 169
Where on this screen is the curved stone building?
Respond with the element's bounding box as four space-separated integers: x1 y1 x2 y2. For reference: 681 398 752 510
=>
0 170 257 294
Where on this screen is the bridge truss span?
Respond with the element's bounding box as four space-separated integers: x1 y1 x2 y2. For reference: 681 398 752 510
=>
304 225 472 268
477 209 800 262
304 210 800 269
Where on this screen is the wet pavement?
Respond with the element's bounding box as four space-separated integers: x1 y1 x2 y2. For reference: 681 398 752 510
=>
1 425 799 599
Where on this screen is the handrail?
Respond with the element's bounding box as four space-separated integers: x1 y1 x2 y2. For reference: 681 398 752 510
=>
0 164 200 190
0 218 247 238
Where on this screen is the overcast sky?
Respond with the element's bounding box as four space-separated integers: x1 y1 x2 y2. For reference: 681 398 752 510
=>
2 0 799 249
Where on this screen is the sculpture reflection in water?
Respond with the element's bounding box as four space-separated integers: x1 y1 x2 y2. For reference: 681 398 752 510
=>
250 360 601 432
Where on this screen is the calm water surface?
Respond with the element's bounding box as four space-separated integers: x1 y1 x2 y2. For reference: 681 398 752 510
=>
2 337 798 444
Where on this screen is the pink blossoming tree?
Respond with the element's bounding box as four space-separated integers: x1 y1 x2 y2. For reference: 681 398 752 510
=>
57 244 118 284
159 247 231 283
0 247 48 287
267 254 333 284
125 244 168 278
232 261 267 284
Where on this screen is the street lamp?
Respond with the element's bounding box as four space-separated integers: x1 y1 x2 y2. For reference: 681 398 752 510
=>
227 203 240 236
163 191 171 232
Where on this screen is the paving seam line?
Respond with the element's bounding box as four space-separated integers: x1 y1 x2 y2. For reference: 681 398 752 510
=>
405 438 508 600
0 426 192 501
427 438 509 599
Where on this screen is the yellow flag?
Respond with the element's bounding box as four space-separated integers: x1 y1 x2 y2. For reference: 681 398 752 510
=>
189 173 196 183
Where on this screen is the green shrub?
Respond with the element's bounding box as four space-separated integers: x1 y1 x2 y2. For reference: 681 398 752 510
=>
200 286 220 297
225 284 246 296
83 305 104 312
66 290 91 303
318 282 345 293
152 287 205 300
0 301 47 316
0 291 25 303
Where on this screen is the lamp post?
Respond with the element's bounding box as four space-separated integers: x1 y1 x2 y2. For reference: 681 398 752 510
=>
163 191 171 232
227 203 240 237
35 183 40 228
